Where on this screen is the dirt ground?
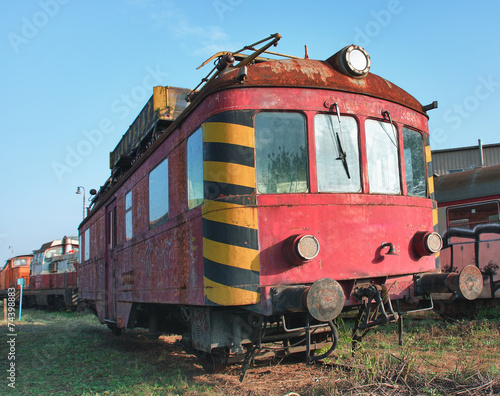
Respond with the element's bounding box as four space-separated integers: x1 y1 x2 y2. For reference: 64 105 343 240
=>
149 334 500 396
152 335 326 396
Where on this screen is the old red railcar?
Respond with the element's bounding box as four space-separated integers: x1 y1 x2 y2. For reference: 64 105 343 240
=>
24 236 79 309
434 164 500 314
78 35 482 371
0 255 33 300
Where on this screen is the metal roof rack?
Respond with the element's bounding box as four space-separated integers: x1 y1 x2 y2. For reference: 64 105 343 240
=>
187 33 300 102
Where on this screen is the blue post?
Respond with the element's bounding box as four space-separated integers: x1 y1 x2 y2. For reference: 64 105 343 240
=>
17 278 24 321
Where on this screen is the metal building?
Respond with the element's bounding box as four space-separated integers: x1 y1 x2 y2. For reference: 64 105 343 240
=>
431 140 500 175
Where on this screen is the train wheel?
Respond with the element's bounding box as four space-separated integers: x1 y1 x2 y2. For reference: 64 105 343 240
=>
197 347 228 373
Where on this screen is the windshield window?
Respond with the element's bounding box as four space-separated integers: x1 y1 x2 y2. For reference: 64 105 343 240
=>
315 114 361 192
44 247 63 263
255 112 308 194
366 119 400 194
403 128 426 197
13 258 27 266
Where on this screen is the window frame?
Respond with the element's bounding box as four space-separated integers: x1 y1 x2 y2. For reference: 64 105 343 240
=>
314 113 362 193
125 190 133 240
84 228 90 261
446 200 500 230
402 127 427 198
187 127 204 209
365 118 401 195
255 111 309 194
148 157 170 228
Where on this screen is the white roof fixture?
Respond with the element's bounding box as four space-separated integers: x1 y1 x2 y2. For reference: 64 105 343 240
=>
332 45 371 78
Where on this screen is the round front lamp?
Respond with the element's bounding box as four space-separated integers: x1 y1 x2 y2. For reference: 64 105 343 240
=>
412 231 443 257
282 234 320 266
296 235 320 261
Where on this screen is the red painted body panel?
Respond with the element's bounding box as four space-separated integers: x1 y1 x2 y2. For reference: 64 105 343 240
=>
79 138 205 324
257 194 435 312
257 194 434 282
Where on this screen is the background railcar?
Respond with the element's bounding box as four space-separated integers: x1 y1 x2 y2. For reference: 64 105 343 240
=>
0 255 33 300
434 164 500 313
24 236 79 309
78 35 481 371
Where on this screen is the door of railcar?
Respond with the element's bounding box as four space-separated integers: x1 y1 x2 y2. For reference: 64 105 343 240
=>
105 201 117 321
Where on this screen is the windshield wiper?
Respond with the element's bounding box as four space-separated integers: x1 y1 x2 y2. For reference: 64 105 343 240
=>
382 110 397 147
333 103 350 179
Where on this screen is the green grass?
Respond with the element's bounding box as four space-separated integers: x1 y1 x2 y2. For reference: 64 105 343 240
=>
2 309 218 396
310 310 500 395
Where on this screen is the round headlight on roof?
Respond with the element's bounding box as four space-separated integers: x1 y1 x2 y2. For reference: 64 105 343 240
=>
342 45 371 77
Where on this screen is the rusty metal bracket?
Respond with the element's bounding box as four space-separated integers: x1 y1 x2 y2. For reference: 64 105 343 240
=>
239 316 265 382
305 316 338 364
351 284 399 352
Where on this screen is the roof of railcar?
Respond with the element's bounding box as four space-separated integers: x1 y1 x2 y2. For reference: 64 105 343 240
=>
33 237 79 254
205 58 426 115
434 165 500 204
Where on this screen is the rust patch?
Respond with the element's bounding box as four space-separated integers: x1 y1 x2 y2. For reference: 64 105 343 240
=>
121 270 134 285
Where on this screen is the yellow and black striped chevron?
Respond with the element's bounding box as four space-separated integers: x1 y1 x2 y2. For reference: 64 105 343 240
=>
203 110 256 199
72 289 79 306
425 135 441 269
202 111 260 306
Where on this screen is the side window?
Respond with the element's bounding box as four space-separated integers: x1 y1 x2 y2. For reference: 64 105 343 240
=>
84 228 90 261
107 210 115 249
79 234 83 263
125 190 133 240
255 112 308 194
149 158 169 227
447 201 500 230
403 128 426 197
187 128 204 209
365 119 400 194
315 114 361 192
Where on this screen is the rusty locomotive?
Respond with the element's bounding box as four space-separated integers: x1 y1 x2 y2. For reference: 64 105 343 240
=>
77 34 483 372
434 164 500 316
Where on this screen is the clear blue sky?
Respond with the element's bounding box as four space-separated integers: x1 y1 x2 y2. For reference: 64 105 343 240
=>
1 0 500 265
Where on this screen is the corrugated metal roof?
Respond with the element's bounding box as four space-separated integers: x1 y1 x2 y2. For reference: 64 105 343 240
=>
431 143 500 175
